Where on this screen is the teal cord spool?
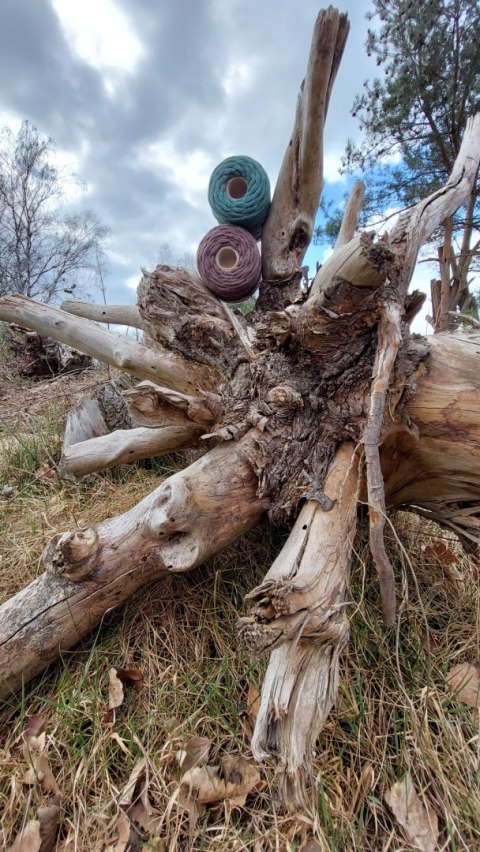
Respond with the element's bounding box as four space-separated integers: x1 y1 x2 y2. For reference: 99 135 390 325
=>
208 155 270 241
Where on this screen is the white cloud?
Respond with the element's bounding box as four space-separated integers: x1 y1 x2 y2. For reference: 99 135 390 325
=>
51 0 143 95
222 58 259 98
135 137 214 209
323 151 346 184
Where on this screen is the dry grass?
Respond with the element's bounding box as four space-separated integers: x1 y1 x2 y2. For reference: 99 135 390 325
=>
1 373 480 849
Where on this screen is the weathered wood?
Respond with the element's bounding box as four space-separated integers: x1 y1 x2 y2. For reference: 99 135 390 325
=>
123 381 220 427
261 8 349 289
61 300 146 331
239 443 360 807
334 180 365 249
61 423 202 477
0 296 205 395
382 331 480 544
0 433 269 700
63 373 134 449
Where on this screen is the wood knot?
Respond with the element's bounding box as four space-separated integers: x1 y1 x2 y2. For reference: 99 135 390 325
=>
45 528 100 582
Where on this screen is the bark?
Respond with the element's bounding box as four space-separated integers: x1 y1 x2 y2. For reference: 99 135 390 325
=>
260 8 349 297
0 433 269 700
0 295 206 395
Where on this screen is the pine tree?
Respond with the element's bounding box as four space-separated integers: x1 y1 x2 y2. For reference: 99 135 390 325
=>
343 0 480 330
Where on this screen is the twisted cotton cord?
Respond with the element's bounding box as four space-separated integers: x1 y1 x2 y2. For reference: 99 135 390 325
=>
208 155 271 241
196 224 261 302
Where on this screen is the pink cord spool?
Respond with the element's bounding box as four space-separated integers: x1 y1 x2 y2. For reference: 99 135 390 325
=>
196 224 261 302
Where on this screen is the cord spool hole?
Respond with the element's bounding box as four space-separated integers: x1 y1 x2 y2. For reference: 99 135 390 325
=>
226 176 248 199
216 246 239 271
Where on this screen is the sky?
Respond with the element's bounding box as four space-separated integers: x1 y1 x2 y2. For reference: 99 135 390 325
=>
0 0 434 332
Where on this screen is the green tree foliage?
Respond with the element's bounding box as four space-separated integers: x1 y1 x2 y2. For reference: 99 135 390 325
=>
0 120 109 302
337 0 480 330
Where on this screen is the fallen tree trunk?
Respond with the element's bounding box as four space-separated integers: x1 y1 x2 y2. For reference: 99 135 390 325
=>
0 433 268 700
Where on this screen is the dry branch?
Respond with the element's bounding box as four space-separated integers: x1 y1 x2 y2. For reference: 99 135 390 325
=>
261 8 349 289
61 423 202 477
334 180 365 249
61 299 146 330
0 295 205 395
0 433 269 700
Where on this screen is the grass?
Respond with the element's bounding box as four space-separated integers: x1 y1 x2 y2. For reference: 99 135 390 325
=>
1 382 480 849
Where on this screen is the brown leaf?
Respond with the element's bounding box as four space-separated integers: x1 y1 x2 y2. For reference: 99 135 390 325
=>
385 774 439 852
246 685 261 719
118 758 147 807
180 755 260 807
446 661 480 707
106 811 131 852
38 801 61 852
177 736 212 772
108 668 125 710
22 753 61 796
422 541 458 566
8 820 42 852
128 800 162 838
104 667 144 721
115 667 144 693
13 715 47 749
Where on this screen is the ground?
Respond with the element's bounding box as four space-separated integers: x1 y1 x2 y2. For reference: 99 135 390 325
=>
1 326 480 850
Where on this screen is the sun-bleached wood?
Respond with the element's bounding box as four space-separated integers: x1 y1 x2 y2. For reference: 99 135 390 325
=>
261 8 349 284
0 434 269 700
61 299 146 330
0 295 205 395
334 180 365 249
239 443 360 807
61 423 203 477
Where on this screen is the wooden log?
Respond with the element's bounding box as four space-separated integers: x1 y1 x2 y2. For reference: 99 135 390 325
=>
0 433 269 700
61 423 203 477
261 8 349 288
0 295 207 395
239 443 360 808
61 300 146 331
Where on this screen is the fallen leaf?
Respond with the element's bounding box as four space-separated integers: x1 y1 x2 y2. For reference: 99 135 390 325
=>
422 541 458 566
37 801 61 852
13 715 47 749
180 755 260 806
105 811 131 852
247 685 261 719
128 800 162 838
104 667 144 722
385 774 439 852
22 752 61 796
109 668 125 710
220 755 261 806
300 842 322 852
176 736 212 772
446 661 480 707
118 758 147 807
8 820 42 852
115 667 144 693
